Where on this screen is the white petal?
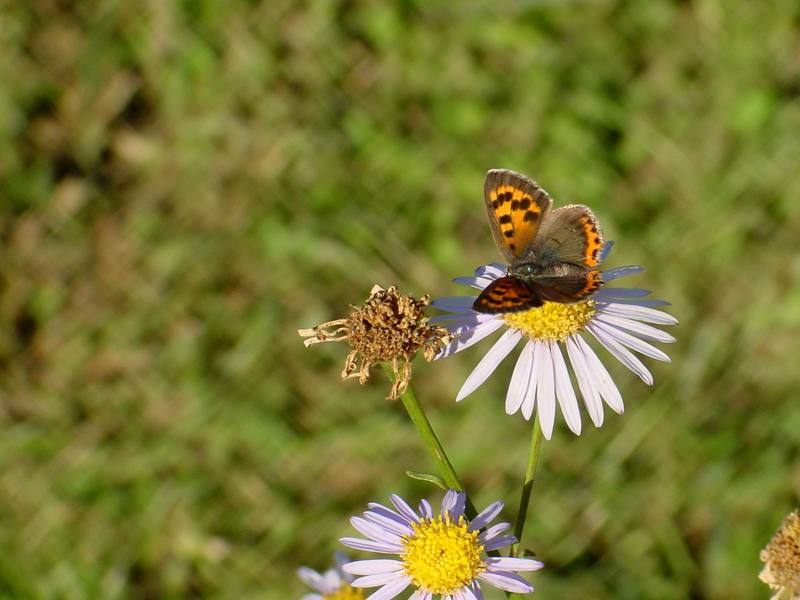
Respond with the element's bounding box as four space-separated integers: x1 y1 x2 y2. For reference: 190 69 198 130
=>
594 287 651 299
470 582 485 600
301 594 323 600
456 329 522 401
477 571 533 594
474 263 506 278
477 521 511 542
363 511 413 537
297 568 326 592
390 494 420 523
468 500 504 532
520 343 538 421
339 537 403 554
483 534 517 551
351 516 403 544
437 318 505 359
592 320 672 361
429 314 475 325
602 265 643 281
506 341 534 416
363 575 411 600
550 341 581 435
409 590 432 600
598 298 671 307
450 491 467 519
588 325 654 384
534 342 556 440
366 504 413 526
344 560 404 576
453 275 497 290
321 568 344 592
441 489 459 515
575 335 624 413
486 557 544 571
353 571 407 587
432 296 478 312
600 302 678 325
566 336 604 428
460 586 479 600
595 312 676 343
418 499 433 519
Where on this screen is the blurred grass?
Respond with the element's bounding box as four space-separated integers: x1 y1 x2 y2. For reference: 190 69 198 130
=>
1 0 799 598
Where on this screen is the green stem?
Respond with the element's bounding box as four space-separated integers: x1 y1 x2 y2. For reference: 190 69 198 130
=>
506 414 544 599
511 412 544 557
383 365 478 519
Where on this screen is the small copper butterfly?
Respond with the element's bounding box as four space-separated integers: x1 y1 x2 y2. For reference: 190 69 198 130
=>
473 169 606 314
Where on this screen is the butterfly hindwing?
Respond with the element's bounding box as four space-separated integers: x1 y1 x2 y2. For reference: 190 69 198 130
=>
526 205 604 268
531 270 604 303
473 276 543 314
484 169 553 262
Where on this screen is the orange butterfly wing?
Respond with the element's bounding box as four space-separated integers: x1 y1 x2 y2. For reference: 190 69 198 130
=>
473 276 543 314
484 169 553 261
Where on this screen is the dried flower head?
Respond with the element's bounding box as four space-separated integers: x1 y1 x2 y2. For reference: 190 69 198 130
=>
299 285 450 399
760 510 800 600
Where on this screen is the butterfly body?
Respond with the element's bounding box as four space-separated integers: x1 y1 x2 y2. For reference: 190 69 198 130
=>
473 169 606 314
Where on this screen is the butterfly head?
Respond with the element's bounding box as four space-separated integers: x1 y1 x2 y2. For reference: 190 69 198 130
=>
509 261 539 280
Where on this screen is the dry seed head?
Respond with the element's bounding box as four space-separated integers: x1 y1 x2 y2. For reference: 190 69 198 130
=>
760 510 800 600
298 285 451 399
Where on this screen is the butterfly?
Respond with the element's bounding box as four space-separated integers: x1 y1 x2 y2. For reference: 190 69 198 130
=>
473 169 607 314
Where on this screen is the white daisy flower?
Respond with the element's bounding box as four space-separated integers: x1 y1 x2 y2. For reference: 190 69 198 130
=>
340 489 543 599
298 551 365 600
432 260 677 439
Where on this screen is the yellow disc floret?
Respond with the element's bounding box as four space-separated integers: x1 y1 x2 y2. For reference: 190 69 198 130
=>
401 515 486 594
503 300 596 342
323 584 366 600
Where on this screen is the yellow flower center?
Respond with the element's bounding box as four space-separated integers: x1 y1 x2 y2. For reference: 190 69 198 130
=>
503 300 596 342
323 584 365 600
401 515 485 594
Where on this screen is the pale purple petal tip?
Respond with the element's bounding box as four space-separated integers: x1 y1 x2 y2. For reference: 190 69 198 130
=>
486 556 544 571
390 494 420 523
478 570 534 594
469 500 504 532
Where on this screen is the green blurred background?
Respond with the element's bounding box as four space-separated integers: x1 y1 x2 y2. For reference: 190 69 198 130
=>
1 1 799 598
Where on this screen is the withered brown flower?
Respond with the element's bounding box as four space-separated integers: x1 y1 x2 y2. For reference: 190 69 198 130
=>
760 510 800 600
299 285 450 399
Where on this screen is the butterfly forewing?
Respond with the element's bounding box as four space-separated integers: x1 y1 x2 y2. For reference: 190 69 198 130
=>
527 205 604 268
473 276 543 314
484 169 553 262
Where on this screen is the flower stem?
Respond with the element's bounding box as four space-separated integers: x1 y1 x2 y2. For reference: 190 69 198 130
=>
511 412 544 557
383 364 478 520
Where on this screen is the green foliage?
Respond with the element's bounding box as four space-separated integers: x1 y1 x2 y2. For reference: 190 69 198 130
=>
1 1 799 598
